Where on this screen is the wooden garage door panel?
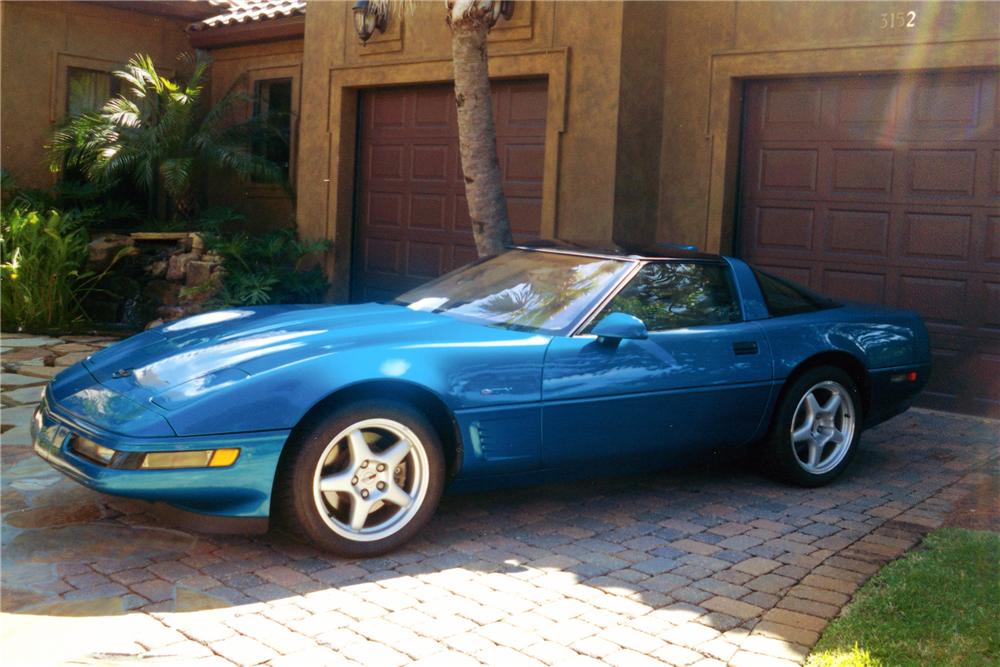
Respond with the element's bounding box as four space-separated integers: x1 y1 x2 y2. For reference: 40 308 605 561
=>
409 194 447 230
837 78 900 127
909 72 991 137
753 205 815 251
748 71 998 142
981 280 1000 332
823 208 891 256
741 71 1000 416
987 215 1000 265
901 211 972 262
831 149 894 195
822 269 887 305
760 149 819 192
354 80 547 303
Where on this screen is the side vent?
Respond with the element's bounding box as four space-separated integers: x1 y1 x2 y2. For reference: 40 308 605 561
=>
468 422 488 460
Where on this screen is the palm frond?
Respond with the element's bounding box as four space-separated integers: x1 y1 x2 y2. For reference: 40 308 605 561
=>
369 0 413 18
114 54 162 98
160 157 194 200
102 97 142 128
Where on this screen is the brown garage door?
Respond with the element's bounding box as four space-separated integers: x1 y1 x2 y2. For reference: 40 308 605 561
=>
353 79 547 303
739 71 1000 416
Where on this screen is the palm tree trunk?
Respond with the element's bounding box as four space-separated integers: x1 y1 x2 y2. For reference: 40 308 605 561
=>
451 23 512 257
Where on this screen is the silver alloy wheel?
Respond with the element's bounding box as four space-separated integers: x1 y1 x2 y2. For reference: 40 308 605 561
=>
312 418 429 542
790 380 856 475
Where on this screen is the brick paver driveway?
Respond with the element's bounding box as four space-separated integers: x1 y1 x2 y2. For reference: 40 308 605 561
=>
2 334 997 667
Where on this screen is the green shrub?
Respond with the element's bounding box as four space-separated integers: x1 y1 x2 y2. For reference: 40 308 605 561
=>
205 228 331 307
0 169 141 231
1 206 129 332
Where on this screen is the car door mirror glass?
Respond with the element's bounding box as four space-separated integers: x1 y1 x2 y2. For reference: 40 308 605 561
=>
592 312 648 342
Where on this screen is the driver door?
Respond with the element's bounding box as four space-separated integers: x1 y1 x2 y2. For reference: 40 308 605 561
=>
541 260 773 467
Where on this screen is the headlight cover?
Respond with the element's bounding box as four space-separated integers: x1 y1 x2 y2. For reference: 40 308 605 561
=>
69 436 117 465
68 437 240 470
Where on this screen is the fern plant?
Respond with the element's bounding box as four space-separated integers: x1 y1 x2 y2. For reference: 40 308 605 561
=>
206 228 330 307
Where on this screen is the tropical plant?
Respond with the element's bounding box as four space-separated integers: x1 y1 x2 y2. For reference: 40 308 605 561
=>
48 52 285 224
0 206 131 332
204 228 331 306
0 170 141 229
195 205 248 234
365 1 514 257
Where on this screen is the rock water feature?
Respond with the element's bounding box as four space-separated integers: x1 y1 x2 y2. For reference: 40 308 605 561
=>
86 232 223 330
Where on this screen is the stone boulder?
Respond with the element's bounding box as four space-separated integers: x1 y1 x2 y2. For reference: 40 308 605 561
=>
87 234 133 268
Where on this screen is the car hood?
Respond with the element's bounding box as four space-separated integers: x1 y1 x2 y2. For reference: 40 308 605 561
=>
82 304 477 396
49 303 550 437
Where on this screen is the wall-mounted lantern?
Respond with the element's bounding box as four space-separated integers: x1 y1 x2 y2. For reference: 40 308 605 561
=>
352 0 387 44
484 1 515 28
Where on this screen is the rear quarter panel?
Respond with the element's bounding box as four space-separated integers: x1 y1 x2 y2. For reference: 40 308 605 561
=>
757 304 930 426
761 304 929 378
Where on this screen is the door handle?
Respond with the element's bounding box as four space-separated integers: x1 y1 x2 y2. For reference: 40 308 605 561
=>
733 341 759 356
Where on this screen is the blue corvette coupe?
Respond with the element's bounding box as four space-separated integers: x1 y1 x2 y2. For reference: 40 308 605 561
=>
33 244 929 555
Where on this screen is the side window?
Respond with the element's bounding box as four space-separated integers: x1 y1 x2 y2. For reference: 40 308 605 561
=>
67 67 118 116
753 269 836 317
593 262 742 331
252 78 294 181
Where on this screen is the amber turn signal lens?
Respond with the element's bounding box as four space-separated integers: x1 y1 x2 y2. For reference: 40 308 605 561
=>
209 448 240 467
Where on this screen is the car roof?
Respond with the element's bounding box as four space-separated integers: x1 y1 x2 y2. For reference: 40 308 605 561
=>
511 239 726 262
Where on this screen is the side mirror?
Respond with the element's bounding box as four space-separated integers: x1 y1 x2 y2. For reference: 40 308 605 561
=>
592 312 648 344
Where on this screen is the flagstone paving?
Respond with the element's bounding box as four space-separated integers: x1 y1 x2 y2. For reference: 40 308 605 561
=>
2 332 997 666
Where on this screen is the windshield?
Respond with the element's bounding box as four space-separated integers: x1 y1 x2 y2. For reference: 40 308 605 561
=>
393 249 635 335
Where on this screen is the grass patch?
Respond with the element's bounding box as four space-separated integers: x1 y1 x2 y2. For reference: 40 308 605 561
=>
807 528 999 667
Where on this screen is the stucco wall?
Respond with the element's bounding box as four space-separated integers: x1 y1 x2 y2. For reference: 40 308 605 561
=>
296 0 636 300
613 0 667 247
0 1 190 189
658 1 1000 253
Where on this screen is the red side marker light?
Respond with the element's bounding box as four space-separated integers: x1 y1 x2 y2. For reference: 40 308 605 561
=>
907 371 918 382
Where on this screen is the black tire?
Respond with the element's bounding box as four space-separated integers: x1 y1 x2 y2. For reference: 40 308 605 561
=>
276 400 445 557
759 366 863 487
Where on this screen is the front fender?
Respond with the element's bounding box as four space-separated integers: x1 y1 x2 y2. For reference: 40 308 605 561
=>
163 334 549 437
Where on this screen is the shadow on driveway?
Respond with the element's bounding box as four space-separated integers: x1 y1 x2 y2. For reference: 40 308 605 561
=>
2 399 998 666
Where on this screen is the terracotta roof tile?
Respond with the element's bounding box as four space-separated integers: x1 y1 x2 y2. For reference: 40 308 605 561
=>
190 0 306 31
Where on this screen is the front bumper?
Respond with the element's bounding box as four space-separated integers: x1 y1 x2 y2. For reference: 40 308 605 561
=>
33 396 290 518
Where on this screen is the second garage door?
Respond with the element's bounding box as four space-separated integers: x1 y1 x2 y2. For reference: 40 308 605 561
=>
353 79 547 303
740 71 1000 416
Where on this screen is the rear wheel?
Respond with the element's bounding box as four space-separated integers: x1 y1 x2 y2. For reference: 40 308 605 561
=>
278 400 445 556
761 366 862 487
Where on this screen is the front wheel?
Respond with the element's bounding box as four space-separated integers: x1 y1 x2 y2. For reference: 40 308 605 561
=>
760 366 862 487
278 400 445 556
